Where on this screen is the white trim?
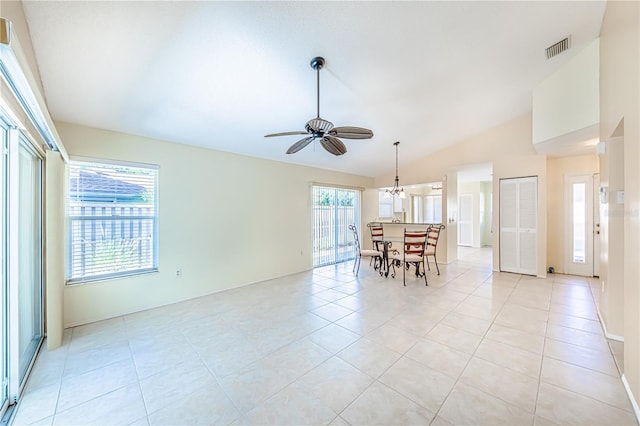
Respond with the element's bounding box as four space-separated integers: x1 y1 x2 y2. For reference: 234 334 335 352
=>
607 333 625 342
597 308 625 341
621 374 640 424
0 116 7 419
0 103 45 159
311 181 365 192
0 19 67 161
7 128 20 401
70 155 160 170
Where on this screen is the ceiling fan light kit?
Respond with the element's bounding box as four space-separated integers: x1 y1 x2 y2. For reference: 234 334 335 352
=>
265 56 374 156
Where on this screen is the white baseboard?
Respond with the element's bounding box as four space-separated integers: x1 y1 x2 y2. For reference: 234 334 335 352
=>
596 308 636 424
622 374 640 424
597 307 625 341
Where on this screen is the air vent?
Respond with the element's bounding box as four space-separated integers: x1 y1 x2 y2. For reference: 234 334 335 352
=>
546 36 571 59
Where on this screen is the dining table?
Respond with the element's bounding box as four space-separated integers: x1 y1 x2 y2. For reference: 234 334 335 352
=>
373 238 402 277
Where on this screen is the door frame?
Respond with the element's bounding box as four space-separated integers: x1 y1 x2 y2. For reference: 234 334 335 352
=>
593 173 600 277
311 185 361 267
7 128 45 402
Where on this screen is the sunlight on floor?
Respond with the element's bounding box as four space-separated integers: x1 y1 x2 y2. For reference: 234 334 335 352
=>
11 248 637 425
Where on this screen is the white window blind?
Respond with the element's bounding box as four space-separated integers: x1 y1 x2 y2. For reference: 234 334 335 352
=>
378 191 393 217
425 195 443 223
67 159 158 283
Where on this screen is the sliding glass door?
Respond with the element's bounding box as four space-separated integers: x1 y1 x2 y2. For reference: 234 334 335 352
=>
14 136 43 383
0 119 44 415
312 185 361 267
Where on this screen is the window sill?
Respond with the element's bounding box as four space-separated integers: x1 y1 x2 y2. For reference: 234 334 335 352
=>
65 268 159 286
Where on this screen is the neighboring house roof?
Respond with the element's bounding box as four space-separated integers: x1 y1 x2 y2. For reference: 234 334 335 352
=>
69 170 146 203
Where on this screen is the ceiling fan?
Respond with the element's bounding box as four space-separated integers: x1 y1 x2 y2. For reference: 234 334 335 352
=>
265 56 374 156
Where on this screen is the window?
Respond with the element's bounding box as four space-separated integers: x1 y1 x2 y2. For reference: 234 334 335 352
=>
425 195 443 223
412 195 423 223
572 182 587 263
378 191 393 217
67 159 158 283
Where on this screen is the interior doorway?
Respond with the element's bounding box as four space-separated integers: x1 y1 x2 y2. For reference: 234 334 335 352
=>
456 165 493 266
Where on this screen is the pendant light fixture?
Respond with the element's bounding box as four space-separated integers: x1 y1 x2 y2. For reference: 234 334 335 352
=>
384 141 406 199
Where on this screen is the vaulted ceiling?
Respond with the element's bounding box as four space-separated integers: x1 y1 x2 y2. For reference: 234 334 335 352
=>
22 1 606 177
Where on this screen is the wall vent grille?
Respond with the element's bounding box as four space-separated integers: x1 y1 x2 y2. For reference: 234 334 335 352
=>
546 36 571 59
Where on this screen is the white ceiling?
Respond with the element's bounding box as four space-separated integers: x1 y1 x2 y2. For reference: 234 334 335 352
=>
22 1 605 178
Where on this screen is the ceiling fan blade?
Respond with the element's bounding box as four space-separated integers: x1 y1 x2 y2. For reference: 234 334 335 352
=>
286 136 315 154
329 126 374 139
265 131 309 138
321 136 347 156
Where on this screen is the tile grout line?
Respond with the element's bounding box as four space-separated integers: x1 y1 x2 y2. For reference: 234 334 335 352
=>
431 273 538 424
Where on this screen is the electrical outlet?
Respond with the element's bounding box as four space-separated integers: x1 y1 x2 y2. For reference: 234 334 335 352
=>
176 268 182 278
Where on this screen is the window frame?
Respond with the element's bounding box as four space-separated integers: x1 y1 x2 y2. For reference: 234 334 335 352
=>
66 157 159 285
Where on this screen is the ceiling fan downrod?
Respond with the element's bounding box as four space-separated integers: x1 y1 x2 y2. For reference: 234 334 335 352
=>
310 56 325 119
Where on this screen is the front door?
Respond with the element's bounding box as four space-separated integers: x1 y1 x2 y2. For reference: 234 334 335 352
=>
565 174 595 276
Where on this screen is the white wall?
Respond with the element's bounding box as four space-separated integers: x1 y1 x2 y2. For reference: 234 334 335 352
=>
57 122 374 327
445 172 458 264
599 0 640 413
599 136 625 339
532 39 600 146
45 151 65 349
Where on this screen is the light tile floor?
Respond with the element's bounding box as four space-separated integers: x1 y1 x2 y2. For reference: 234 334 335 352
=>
12 248 639 425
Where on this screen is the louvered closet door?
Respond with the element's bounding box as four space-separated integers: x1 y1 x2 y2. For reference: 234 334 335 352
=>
500 177 537 275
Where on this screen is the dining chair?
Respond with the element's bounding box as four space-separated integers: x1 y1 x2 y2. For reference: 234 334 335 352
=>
425 224 445 275
349 224 383 275
368 222 384 250
391 228 428 286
